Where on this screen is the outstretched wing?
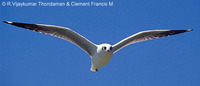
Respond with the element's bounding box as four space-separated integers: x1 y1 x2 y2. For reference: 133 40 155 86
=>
4 21 97 56
112 29 192 53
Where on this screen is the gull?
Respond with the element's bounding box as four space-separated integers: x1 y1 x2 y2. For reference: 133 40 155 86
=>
3 21 192 72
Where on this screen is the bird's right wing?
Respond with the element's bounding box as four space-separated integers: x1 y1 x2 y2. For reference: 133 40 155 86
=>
112 29 192 53
4 21 97 57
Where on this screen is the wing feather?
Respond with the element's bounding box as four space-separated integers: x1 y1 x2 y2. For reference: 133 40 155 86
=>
112 29 192 53
4 21 97 56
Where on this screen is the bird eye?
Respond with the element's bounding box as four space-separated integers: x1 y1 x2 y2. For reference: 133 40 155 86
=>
102 46 106 50
110 47 113 51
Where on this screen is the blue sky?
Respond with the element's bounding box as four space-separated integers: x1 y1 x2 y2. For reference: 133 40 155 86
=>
1 0 200 86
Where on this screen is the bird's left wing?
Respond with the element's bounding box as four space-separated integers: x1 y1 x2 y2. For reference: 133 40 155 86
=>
112 29 192 53
3 21 97 57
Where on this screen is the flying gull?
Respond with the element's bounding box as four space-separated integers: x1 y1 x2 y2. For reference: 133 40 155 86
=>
3 21 192 72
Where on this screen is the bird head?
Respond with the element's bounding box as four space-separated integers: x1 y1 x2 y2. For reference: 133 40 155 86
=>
99 43 113 53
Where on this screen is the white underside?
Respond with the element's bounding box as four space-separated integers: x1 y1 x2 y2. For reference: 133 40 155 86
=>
91 51 113 71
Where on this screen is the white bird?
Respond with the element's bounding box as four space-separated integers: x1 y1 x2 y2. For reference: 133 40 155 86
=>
3 21 192 72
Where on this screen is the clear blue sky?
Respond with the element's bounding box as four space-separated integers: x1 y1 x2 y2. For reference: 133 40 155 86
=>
1 0 200 86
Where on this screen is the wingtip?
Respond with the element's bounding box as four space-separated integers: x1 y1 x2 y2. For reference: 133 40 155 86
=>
186 29 193 32
3 21 13 24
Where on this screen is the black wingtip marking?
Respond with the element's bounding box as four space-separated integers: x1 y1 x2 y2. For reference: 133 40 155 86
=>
3 21 38 29
169 29 193 35
3 21 7 23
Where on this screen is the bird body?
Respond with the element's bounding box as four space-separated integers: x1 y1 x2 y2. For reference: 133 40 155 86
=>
91 44 113 71
3 21 192 72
